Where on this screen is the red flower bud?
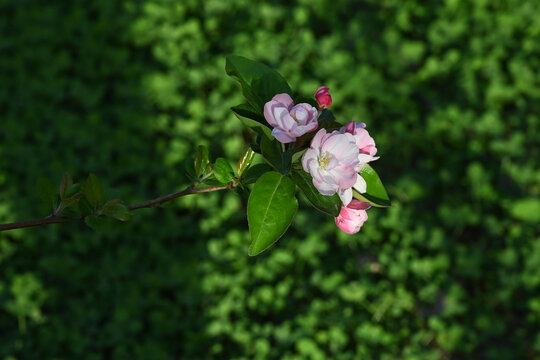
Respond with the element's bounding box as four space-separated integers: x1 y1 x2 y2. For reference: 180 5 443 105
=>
314 86 332 109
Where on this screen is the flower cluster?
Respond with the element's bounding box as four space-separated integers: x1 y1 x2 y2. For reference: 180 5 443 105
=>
263 87 378 234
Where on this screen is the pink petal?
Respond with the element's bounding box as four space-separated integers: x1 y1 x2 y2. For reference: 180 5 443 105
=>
271 128 296 143
310 128 327 150
272 93 294 109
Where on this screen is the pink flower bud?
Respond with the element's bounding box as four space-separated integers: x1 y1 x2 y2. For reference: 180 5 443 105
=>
334 200 371 234
314 86 332 109
263 94 318 143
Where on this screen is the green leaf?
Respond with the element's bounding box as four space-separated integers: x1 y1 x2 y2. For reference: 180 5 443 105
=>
194 145 210 176
247 171 298 256
353 164 391 207
103 203 132 222
184 156 196 180
84 215 110 231
64 183 82 198
78 198 93 217
85 173 102 207
225 55 292 113
37 177 57 210
237 148 256 176
231 104 272 139
290 167 341 217
59 173 73 199
213 158 234 184
260 134 292 175
60 192 83 207
241 163 272 185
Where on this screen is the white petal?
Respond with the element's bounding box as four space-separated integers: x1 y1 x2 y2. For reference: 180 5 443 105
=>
338 188 353 206
353 174 367 193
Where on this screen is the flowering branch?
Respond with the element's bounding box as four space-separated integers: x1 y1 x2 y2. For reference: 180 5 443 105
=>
0 182 236 232
0 55 391 257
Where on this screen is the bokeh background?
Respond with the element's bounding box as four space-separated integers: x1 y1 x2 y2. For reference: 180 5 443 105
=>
1 0 539 359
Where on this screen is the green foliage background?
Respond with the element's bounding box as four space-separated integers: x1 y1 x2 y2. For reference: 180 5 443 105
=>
1 0 539 358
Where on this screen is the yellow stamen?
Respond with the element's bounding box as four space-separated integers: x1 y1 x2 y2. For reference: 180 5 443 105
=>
318 152 332 169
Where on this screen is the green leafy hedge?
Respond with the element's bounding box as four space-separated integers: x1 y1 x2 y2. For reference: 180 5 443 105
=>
0 0 539 359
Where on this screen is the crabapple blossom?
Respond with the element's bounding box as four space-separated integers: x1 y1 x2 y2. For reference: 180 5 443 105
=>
263 94 318 143
301 128 365 206
334 200 371 234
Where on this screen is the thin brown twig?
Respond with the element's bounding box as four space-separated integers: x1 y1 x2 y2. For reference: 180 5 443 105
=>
0 182 236 232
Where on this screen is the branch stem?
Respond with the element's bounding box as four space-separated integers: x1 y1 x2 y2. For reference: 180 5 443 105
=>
0 182 235 232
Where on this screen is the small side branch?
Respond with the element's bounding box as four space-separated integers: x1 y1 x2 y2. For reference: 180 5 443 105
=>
0 182 236 232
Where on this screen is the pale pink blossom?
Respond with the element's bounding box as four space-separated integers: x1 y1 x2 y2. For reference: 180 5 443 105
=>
341 121 379 168
263 94 318 143
314 86 332 109
301 129 364 206
335 200 371 234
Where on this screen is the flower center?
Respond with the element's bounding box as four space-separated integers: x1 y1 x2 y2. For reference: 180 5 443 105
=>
290 111 299 124
318 152 332 169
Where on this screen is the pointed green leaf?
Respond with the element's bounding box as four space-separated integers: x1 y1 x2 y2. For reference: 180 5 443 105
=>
37 177 57 210
237 148 256 176
260 134 293 175
85 173 102 207
60 192 83 207
290 167 341 217
59 173 73 199
194 145 210 176
353 164 391 207
213 158 234 184
225 55 292 113
103 203 132 222
247 171 298 256
64 183 82 198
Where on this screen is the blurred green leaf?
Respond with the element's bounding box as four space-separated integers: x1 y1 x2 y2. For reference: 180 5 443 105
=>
290 167 341 217
85 173 102 207
247 171 298 256
511 198 540 222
